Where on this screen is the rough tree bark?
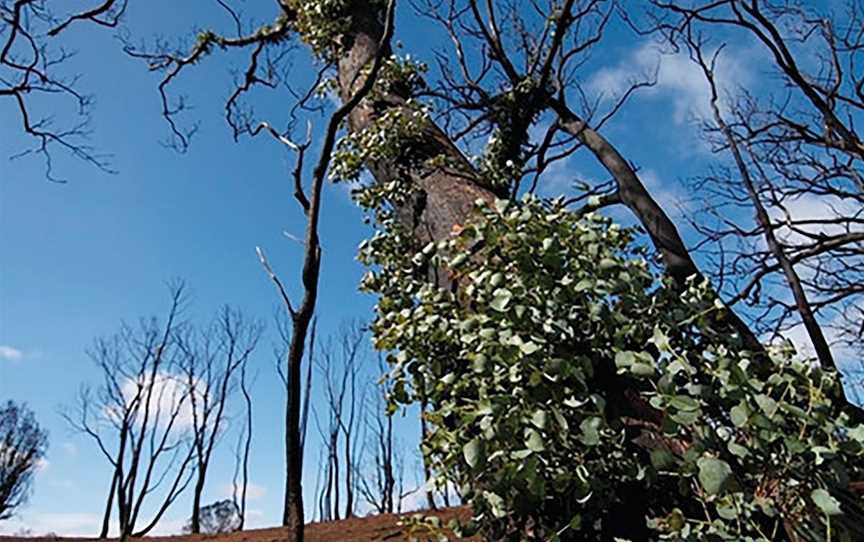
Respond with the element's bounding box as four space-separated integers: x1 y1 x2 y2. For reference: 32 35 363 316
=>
338 5 498 250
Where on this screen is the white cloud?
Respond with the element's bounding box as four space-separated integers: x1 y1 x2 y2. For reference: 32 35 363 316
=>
35 457 49 472
639 168 693 220
769 193 864 245
106 371 198 430
0 345 23 361
588 42 752 125
0 512 102 537
222 481 267 501
0 511 188 537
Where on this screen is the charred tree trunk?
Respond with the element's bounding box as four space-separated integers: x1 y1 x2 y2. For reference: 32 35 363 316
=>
338 5 499 251
343 432 353 518
99 466 119 538
190 464 206 534
335 1 663 435
549 100 765 357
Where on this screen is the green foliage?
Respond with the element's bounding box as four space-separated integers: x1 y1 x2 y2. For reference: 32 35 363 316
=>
359 195 864 541
475 77 543 188
370 54 428 100
285 0 386 60
331 100 430 189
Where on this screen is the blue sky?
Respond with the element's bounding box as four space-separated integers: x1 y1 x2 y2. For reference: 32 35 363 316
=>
1 0 857 536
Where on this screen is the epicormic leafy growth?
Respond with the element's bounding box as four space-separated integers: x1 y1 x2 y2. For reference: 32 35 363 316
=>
360 196 864 541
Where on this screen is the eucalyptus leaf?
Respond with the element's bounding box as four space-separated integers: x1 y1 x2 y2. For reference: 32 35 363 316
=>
811 489 842 516
697 457 732 495
490 289 513 312
463 438 482 468
526 429 545 452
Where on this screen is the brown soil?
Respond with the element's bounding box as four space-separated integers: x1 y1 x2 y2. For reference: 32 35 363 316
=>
0 507 476 542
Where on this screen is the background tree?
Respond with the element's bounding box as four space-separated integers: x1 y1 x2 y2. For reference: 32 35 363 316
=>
0 401 48 521
176 307 261 534
63 285 196 539
183 499 240 535
312 321 365 521
359 355 409 516
244 4 395 536
644 0 864 372
231 338 256 531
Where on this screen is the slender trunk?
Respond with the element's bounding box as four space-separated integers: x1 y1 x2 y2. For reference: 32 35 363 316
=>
384 413 394 513
279 0 397 533
239 364 252 530
282 311 310 539
190 464 206 534
325 446 334 520
299 319 316 472
117 466 129 537
549 98 765 356
99 467 119 538
131 446 196 537
344 431 353 518
707 85 836 370
333 435 340 521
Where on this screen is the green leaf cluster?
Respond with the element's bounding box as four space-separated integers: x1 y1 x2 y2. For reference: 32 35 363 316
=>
285 0 387 61
359 195 864 541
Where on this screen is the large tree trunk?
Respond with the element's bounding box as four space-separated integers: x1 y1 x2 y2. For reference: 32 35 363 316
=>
338 6 499 251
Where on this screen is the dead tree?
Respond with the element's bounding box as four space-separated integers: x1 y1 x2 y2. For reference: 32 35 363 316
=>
646 1 864 368
231 342 255 530
64 285 196 538
358 356 396 515
0 401 48 521
0 1 123 180
252 4 395 536
312 322 366 521
176 307 261 534
274 313 317 482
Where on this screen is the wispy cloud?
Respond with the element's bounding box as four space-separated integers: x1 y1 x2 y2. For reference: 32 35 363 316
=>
588 42 753 125
770 193 864 245
0 511 190 537
105 371 201 430
0 345 23 362
222 481 267 501
0 512 102 537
